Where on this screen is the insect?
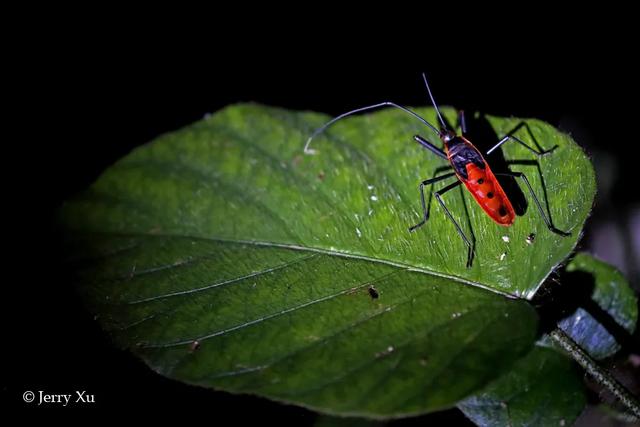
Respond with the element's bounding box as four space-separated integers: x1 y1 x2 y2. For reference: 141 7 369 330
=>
304 74 570 267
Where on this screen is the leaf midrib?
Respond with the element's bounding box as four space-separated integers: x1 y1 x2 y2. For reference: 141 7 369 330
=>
70 229 517 300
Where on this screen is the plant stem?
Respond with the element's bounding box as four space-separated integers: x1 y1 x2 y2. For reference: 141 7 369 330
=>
549 327 640 419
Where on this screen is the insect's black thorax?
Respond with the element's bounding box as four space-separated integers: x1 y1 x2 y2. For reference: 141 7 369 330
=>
446 137 486 180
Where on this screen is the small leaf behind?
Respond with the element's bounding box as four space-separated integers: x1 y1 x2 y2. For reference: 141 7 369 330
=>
545 253 638 359
458 347 587 427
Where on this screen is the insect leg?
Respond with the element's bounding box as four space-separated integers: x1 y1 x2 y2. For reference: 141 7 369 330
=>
457 110 467 135
435 181 475 268
408 170 456 232
495 171 571 236
486 122 558 156
413 135 447 159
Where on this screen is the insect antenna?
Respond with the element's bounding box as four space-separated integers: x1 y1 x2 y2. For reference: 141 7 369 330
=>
422 73 448 130
304 101 440 154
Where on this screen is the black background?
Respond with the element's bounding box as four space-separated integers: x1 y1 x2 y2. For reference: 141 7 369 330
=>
6 25 639 424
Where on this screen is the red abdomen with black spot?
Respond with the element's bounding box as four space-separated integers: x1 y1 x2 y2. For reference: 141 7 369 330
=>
446 136 515 226
463 163 515 225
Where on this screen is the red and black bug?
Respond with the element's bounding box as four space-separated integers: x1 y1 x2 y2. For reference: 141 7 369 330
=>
304 74 570 267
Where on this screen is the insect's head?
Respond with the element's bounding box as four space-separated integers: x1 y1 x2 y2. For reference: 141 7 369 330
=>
440 129 456 144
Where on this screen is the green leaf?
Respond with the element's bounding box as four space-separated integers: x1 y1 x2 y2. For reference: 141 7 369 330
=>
545 253 638 359
457 347 587 427
60 104 592 417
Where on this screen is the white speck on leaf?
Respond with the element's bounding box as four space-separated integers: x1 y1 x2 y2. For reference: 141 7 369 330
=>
368 209 374 216
375 345 395 358
356 228 362 238
367 185 375 190
500 252 507 261
370 195 378 201
502 236 510 243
